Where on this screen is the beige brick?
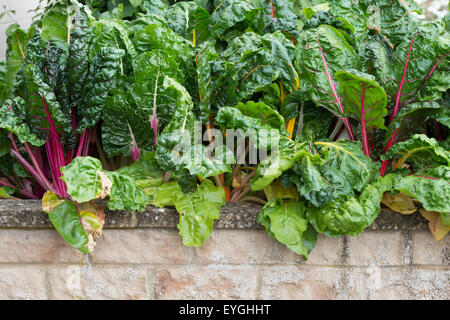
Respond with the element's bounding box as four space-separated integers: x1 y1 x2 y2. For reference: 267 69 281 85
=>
407 267 450 300
194 230 277 264
91 229 191 264
194 230 341 265
302 234 342 265
348 231 404 266
345 267 409 300
259 266 341 299
412 231 450 265
155 266 258 299
48 265 149 300
0 230 84 263
267 233 342 265
0 266 47 299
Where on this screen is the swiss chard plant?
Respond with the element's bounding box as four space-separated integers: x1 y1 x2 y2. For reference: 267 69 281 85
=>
0 0 448 256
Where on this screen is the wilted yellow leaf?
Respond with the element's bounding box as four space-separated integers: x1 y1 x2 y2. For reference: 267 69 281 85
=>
79 202 105 239
42 191 65 212
264 180 298 201
382 192 417 214
419 208 450 241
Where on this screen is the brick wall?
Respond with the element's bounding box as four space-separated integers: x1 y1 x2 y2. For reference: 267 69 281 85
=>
0 227 448 300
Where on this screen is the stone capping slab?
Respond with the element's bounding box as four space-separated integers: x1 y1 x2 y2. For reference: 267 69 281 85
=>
0 200 428 230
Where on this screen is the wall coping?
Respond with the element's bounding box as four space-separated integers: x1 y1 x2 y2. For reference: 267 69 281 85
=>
0 200 428 231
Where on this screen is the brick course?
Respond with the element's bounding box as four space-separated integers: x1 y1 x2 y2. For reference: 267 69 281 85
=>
0 227 448 299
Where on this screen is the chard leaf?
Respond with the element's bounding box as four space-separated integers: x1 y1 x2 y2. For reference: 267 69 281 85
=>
133 22 195 92
0 186 17 199
335 69 388 134
141 0 169 15
152 180 226 247
385 101 444 144
295 25 358 117
361 0 422 47
106 171 150 212
259 0 300 41
382 192 417 215
257 198 317 259
60 156 111 203
315 140 380 192
196 41 220 121
164 1 208 42
389 19 449 108
419 209 450 241
42 191 92 253
61 156 151 212
0 97 45 147
235 101 286 133
209 0 259 40
381 134 450 170
41 0 85 43
5 24 29 94
327 0 367 45
200 31 297 114
77 46 125 132
215 104 286 150
115 151 162 181
307 174 396 237
394 166 450 214
101 92 153 159
182 144 235 180
250 137 308 191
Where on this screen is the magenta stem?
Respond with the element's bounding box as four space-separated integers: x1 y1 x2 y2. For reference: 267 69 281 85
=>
317 32 355 140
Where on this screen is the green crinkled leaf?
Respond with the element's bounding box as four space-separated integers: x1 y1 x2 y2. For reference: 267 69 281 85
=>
151 180 225 246
257 198 316 259
381 134 450 170
5 24 30 94
209 0 259 40
307 174 396 237
389 19 449 105
199 31 297 115
41 0 84 42
43 194 92 253
315 140 380 192
142 0 169 15
394 166 450 213
386 101 444 144
0 97 45 147
164 1 207 42
61 156 109 203
250 137 307 191
106 171 151 212
77 46 125 132
61 156 151 212
182 145 235 180
0 186 16 199
335 69 388 131
133 22 195 93
295 24 358 116
259 0 301 41
215 105 286 151
235 101 286 133
361 0 422 48
102 92 153 159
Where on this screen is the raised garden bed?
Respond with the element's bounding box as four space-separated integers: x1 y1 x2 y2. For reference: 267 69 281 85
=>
0 200 428 231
